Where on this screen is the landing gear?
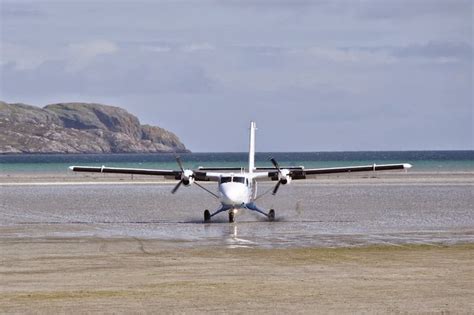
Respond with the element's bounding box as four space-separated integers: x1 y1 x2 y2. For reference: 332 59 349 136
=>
268 209 275 221
204 209 211 222
204 205 273 223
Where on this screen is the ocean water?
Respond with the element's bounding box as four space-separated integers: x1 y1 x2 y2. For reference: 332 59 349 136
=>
0 151 473 173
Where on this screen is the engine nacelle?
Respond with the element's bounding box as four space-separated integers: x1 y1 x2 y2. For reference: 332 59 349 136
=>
183 177 194 186
280 169 292 185
182 169 194 186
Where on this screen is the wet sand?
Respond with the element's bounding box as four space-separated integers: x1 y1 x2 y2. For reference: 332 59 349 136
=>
1 239 473 313
1 171 472 247
1 172 473 313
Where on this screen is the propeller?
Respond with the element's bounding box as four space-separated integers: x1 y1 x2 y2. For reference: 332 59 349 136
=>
270 158 281 172
272 180 282 195
171 179 183 194
176 155 185 173
270 157 286 195
171 156 192 194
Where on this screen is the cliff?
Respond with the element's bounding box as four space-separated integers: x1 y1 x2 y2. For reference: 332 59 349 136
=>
0 101 189 154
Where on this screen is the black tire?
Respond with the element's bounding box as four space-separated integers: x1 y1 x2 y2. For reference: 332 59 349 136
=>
229 210 235 223
204 209 211 222
268 209 275 221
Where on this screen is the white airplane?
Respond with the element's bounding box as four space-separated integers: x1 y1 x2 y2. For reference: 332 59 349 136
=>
70 122 412 223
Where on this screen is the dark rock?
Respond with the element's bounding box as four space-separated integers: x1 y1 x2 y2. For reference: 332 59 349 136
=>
0 101 189 154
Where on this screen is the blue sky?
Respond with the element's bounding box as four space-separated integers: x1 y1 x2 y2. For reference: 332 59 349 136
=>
1 0 472 151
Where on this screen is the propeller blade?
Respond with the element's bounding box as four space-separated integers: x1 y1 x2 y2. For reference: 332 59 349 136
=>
171 179 183 194
270 157 281 172
271 158 282 195
272 180 282 195
176 156 185 172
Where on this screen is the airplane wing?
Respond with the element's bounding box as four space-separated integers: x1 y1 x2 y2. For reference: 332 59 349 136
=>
262 163 412 181
304 163 412 175
198 163 412 181
69 166 215 181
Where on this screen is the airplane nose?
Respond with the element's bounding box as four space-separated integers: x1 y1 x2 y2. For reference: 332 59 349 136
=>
221 184 245 205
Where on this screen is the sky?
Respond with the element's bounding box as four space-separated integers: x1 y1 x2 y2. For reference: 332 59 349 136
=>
0 0 472 152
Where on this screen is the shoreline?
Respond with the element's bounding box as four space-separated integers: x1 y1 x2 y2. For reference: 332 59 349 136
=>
1 170 473 184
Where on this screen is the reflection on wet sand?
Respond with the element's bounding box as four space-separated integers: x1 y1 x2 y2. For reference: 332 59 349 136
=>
1 174 473 248
225 224 255 248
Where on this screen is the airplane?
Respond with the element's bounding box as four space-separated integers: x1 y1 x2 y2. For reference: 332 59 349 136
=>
69 121 412 223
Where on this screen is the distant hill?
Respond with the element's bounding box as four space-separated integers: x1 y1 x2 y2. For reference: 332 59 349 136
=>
0 101 189 154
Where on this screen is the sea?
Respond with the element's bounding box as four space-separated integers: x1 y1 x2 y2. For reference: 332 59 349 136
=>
1 151 473 173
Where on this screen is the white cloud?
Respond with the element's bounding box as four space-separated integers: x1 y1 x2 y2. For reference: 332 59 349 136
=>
393 41 473 63
301 47 396 64
1 40 119 72
182 43 215 52
66 40 119 71
68 40 118 59
140 45 172 53
0 42 50 70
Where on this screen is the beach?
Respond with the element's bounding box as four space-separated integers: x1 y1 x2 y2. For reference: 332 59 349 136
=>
1 171 473 313
1 239 473 314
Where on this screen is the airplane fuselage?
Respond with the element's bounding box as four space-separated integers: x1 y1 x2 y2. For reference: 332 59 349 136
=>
218 175 254 207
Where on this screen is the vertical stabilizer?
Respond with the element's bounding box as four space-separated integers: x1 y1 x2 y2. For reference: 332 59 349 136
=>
249 121 256 173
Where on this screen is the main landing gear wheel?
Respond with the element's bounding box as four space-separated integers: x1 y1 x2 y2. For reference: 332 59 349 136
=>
204 209 211 222
268 209 275 221
229 210 235 223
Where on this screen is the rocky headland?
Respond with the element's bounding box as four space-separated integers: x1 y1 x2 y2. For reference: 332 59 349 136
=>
0 101 189 154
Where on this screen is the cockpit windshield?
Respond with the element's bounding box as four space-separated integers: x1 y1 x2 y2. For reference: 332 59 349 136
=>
220 176 246 184
221 176 232 183
233 176 245 184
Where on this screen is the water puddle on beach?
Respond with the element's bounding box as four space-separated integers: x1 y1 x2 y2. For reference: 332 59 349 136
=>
1 183 473 248
2 219 473 249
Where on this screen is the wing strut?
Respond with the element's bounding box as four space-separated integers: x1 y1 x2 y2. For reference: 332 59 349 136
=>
194 182 220 199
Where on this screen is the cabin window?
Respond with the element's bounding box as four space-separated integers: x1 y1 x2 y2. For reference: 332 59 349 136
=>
221 176 232 183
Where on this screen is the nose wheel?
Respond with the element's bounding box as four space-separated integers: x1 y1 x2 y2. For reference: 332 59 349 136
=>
204 209 211 222
229 210 235 223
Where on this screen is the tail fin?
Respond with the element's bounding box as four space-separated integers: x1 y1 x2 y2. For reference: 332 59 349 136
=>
249 121 256 173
